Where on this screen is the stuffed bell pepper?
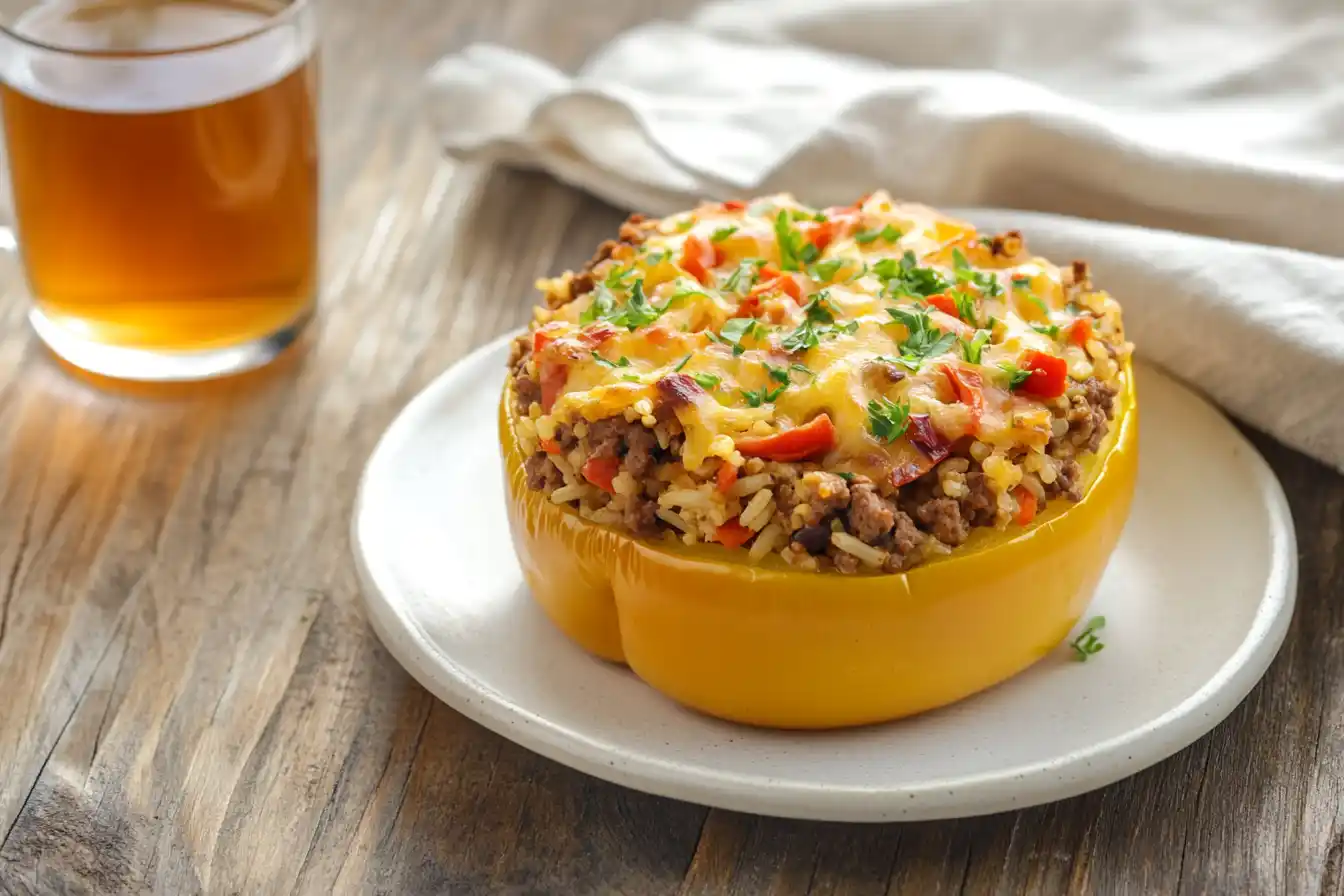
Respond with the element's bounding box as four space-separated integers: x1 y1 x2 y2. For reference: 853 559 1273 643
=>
500 193 1137 728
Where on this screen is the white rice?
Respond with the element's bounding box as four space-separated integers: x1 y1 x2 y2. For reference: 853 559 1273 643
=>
739 489 774 531
656 508 692 533
727 473 772 498
749 523 783 561
830 531 885 569
550 484 586 505
658 487 713 511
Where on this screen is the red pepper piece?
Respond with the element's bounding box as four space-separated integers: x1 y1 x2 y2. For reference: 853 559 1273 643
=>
1018 349 1069 399
735 414 837 462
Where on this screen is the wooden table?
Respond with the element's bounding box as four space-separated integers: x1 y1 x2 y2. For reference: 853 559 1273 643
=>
1 2 1341 893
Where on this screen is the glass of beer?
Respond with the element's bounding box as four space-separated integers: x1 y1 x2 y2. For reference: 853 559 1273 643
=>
0 0 318 381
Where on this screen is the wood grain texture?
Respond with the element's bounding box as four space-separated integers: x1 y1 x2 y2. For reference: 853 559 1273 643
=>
0 1 1341 894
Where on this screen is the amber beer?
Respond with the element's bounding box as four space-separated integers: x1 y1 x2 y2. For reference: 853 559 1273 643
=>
0 0 317 379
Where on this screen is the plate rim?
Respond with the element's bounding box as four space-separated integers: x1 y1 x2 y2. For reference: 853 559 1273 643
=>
352 333 1298 822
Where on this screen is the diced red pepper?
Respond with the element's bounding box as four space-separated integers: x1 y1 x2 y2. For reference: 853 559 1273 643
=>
803 220 836 252
757 264 782 281
1067 317 1093 347
580 456 621 493
714 518 755 549
539 360 567 413
680 234 723 286
927 293 959 319
749 272 803 304
532 322 565 353
720 200 746 211
716 461 739 494
1012 486 1038 525
735 413 837 462
942 364 985 431
579 322 618 347
1018 349 1069 399
540 438 562 455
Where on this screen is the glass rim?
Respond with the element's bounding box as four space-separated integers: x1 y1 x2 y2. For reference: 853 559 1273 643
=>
0 0 312 59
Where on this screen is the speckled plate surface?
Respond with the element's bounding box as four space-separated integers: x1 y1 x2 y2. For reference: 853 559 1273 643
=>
352 335 1296 822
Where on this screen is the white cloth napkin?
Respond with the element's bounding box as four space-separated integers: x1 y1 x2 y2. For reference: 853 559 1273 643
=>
426 0 1344 473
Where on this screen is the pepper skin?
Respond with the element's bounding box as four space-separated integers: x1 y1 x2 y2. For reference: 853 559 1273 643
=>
499 365 1138 729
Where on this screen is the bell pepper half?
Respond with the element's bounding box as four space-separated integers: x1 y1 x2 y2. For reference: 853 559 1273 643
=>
499 362 1138 729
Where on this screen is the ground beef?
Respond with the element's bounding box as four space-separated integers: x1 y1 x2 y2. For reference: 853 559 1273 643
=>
618 213 650 243
513 374 540 416
584 417 658 476
586 418 625 460
890 510 924 556
1051 376 1118 457
911 496 970 546
848 481 896 542
524 453 563 491
959 472 997 527
624 425 658 477
623 496 659 537
831 550 860 574
1047 459 1083 501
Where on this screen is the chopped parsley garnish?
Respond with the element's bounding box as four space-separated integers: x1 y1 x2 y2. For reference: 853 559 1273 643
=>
579 286 616 324
979 236 995 248
867 396 912 443
643 248 670 266
1010 276 1051 316
959 329 992 364
790 362 813 377
741 384 787 407
710 225 739 243
774 210 820 271
603 265 635 290
951 248 1003 297
590 352 631 368
854 223 902 245
781 320 821 353
802 291 839 324
1033 323 1061 338
1070 616 1106 661
674 216 696 233
763 362 791 384
673 354 692 372
807 258 847 283
666 287 709 306
887 307 957 368
952 289 978 324
608 279 661 330
691 372 721 390
873 251 950 299
835 471 856 482
719 317 760 356
999 361 1033 390
621 374 641 383
723 258 767 294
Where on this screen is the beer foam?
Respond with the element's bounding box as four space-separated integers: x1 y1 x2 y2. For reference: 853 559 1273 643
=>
1 2 313 113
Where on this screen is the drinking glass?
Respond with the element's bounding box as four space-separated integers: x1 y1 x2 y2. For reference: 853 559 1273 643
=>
0 0 318 381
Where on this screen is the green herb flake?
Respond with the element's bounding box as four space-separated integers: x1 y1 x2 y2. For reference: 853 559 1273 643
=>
951 248 1003 297
590 352 632 369
854 223 903 245
691 372 721 390
807 258 847 283
886 307 957 369
710 225 739 243
1070 616 1106 661
609 279 661 330
867 396 912 444
835 471 856 482
621 374 642 383
999 361 1033 390
579 286 616 325
673 354 692 372
774 210 818 272
959 329 992 365
741 384 787 407
790 362 813 377
952 289 978 324
763 362 791 384
1033 323 1061 339
874 250 950 299
723 259 766 294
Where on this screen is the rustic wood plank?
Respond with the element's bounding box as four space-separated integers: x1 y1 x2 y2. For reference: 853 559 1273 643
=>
0 1 1340 894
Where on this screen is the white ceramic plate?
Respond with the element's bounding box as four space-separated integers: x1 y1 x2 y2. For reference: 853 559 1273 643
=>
353 335 1296 822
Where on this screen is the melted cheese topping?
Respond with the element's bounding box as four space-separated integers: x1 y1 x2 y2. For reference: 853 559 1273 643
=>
527 192 1129 479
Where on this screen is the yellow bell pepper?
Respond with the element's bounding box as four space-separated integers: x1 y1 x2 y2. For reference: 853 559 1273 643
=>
499 364 1137 729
